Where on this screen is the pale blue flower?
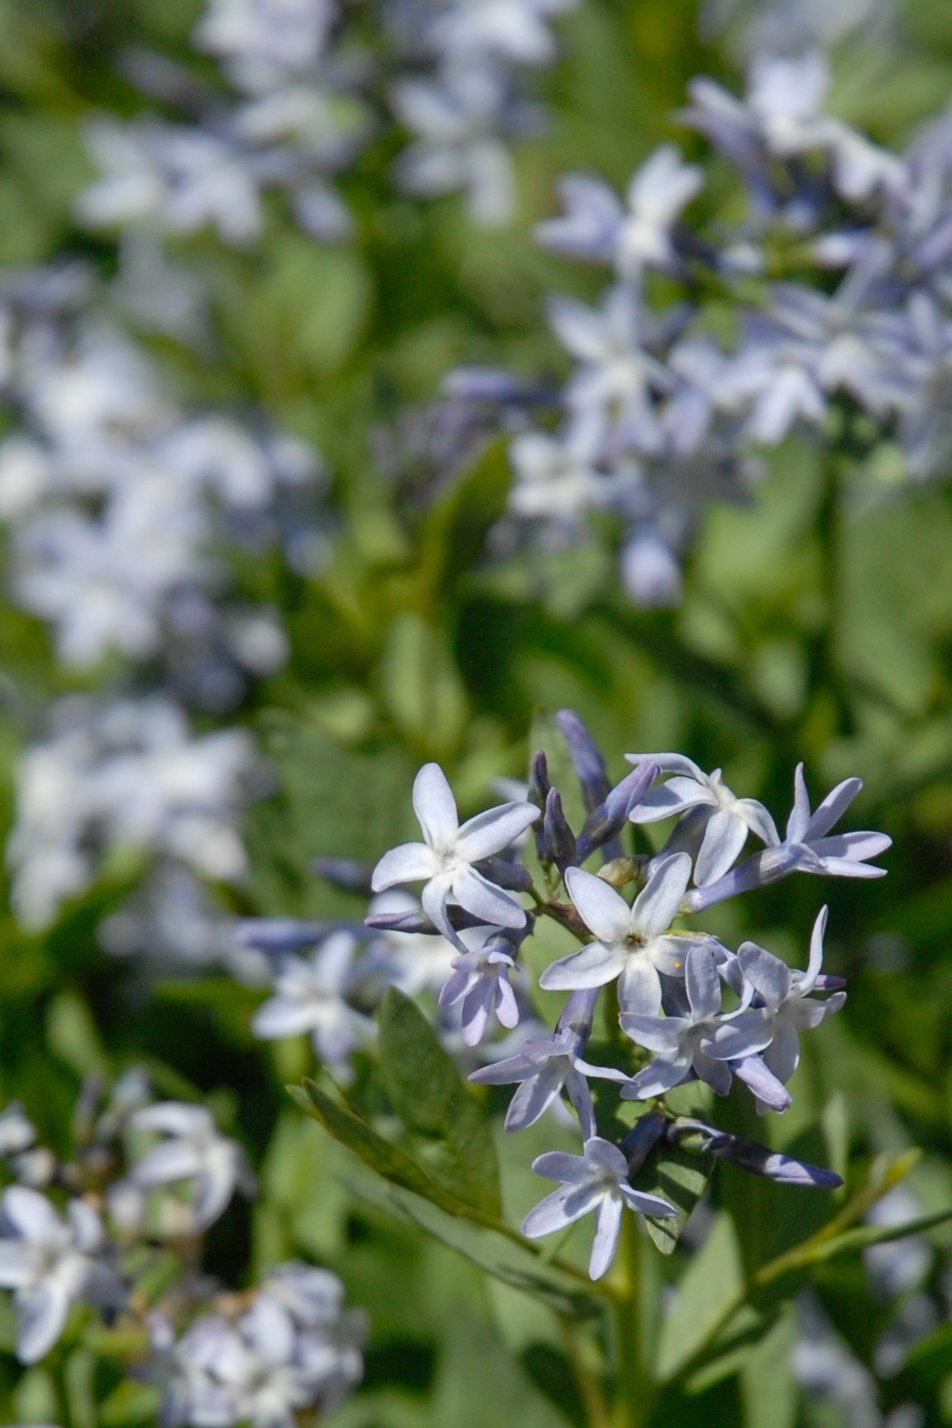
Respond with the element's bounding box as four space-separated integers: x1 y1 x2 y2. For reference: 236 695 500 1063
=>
626 752 777 885
129 1102 255 1233
371 762 539 949
468 988 627 1135
540 855 707 1014
737 906 846 1106
0 1187 122 1363
522 1136 676 1279
621 943 772 1099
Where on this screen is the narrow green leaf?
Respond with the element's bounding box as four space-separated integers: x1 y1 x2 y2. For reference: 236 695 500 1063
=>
378 987 501 1216
656 1211 745 1381
287 1081 469 1219
766 1205 952 1274
347 1172 606 1321
418 436 511 595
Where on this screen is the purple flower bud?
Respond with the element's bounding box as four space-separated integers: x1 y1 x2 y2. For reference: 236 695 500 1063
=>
311 857 375 894
528 750 550 861
620 1110 666 1174
666 1117 842 1189
555 710 610 812
576 761 659 863
543 787 578 874
233 919 326 954
474 856 533 893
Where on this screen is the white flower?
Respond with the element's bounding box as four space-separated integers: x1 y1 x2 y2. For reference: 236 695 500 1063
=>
251 930 373 1078
626 753 778 885
129 1102 255 1232
522 1137 676 1280
0 1187 122 1363
539 855 706 1014
371 762 539 949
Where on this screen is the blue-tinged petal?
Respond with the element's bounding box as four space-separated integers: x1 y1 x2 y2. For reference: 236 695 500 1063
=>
685 944 722 1020
632 852 691 937
468 1054 538 1086
811 831 892 865
421 874 460 946
2 1186 61 1241
412 763 459 850
805 776 862 839
692 1050 732 1095
785 763 812 842
252 997 319 1040
627 780 710 823
625 752 704 779
788 991 846 1029
590 1194 623 1280
17 1282 70 1364
765 1023 800 1084
694 808 748 886
737 941 791 1010
564 866 631 942
371 842 437 891
617 957 663 1016
703 1008 772 1059
647 932 700 975
539 941 625 991
734 797 779 846
584 1138 630 1176
506 1063 567 1131
620 1185 679 1218
0 1243 35 1287
133 1141 204 1186
565 1069 597 1141
802 905 828 990
457 801 540 862
523 1183 603 1238
622 1054 691 1099
620 1012 689 1054
460 984 493 1046
733 1055 792 1113
495 977 520 1029
532 1151 591 1184
452 865 526 928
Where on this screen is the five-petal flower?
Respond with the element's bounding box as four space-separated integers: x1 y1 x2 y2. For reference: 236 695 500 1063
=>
371 763 540 949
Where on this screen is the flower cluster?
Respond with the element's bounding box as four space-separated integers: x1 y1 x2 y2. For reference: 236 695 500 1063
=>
368 710 889 1278
79 0 579 245
448 48 952 603
0 261 326 933
0 1081 364 1426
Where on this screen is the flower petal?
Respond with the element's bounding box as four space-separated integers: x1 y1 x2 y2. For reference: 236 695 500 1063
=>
371 841 437 891
456 802 540 862
694 809 748 886
617 956 663 1015
452 865 526 929
685 943 722 1020
412 763 459 850
564 866 632 943
539 940 625 992
632 852 691 937
590 1193 623 1280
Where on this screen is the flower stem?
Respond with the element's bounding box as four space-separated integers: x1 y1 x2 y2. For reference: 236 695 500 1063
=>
611 1214 650 1428
558 1314 613 1428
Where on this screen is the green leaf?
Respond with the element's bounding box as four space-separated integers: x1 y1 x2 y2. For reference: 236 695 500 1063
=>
380 612 469 753
287 1079 469 1219
656 1212 745 1381
417 437 511 596
378 987 501 1216
639 1135 715 1255
347 1171 606 1321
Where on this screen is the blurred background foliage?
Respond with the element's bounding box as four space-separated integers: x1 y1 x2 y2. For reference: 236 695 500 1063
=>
1 0 952 1424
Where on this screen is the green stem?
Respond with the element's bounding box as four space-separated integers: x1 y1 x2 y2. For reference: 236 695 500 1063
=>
558 1314 613 1428
612 1216 650 1428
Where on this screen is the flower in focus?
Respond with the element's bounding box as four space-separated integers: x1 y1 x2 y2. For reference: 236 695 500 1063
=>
370 762 539 948
522 1136 677 1279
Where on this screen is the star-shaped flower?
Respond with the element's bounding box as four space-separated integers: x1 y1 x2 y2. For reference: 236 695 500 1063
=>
522 1136 676 1280
626 753 777 886
539 854 705 1014
620 943 772 1099
370 763 540 949
737 905 846 1105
